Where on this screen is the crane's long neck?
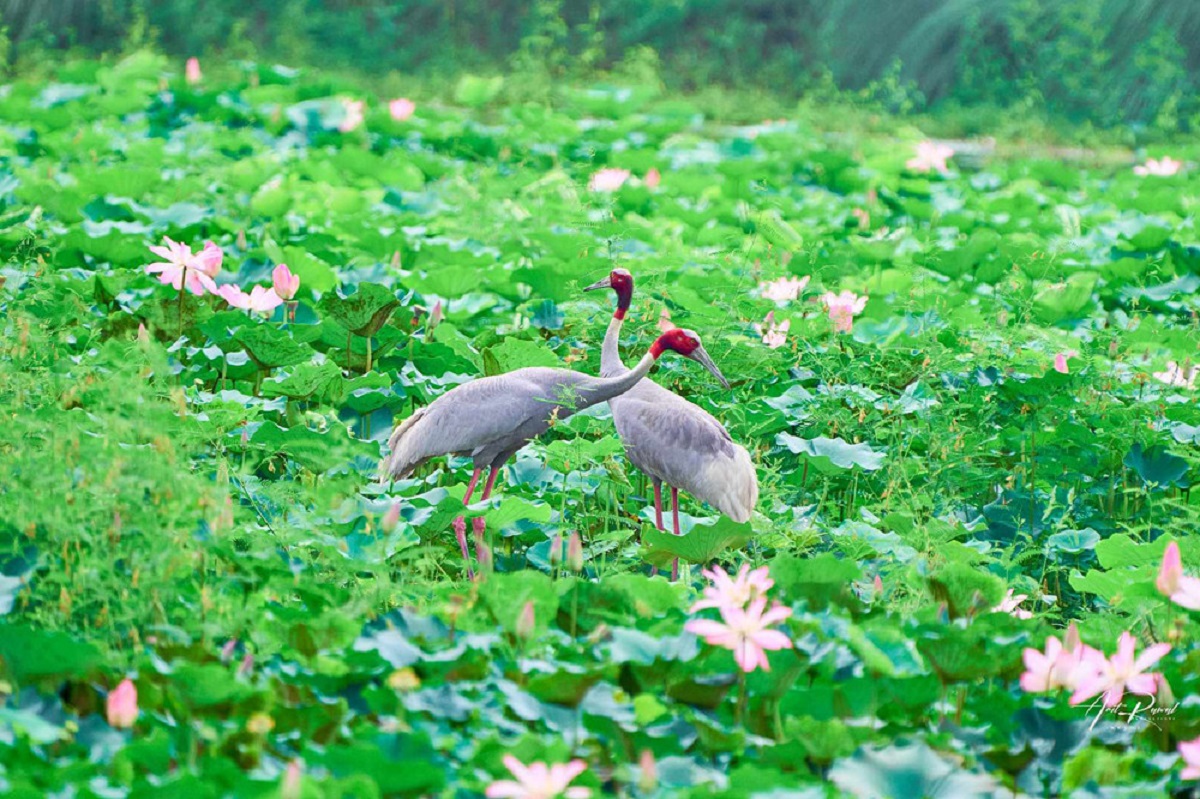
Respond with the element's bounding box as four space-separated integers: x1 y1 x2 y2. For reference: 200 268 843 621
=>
600 283 633 375
600 315 625 375
574 349 659 409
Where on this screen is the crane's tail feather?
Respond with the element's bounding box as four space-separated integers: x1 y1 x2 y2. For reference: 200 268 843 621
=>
383 408 429 480
705 444 758 524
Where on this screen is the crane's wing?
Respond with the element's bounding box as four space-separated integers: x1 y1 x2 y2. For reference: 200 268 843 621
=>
384 369 577 479
612 386 758 523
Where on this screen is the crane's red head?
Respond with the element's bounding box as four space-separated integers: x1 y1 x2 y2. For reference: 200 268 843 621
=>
650 327 730 388
583 268 634 319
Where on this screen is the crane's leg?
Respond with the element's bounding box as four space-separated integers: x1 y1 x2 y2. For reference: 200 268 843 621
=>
454 467 483 579
652 479 665 531
473 466 501 539
670 486 682 582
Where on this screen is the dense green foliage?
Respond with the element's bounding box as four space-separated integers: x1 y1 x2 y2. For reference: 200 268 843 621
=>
2 51 1200 796
5 0 1200 131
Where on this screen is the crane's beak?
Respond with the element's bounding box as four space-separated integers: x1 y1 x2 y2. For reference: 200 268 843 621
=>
691 346 730 389
583 276 611 292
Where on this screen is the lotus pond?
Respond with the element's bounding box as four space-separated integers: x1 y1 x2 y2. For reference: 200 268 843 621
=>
2 52 1200 798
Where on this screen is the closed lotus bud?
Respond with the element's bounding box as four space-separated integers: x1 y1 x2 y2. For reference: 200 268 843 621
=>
272 263 300 301
236 229 247 250
136 323 149 344
567 532 583 572
382 502 401 530
476 541 493 574
106 678 138 728
281 759 302 799
515 601 536 643
638 749 658 793
429 300 444 329
238 653 254 677
185 57 202 85
220 639 237 662
549 534 562 567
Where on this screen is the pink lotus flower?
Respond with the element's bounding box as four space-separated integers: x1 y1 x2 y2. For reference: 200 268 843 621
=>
185 57 202 86
194 240 223 277
389 98 416 122
906 140 955 174
1180 737 1200 780
272 263 300 300
685 596 792 673
107 678 138 728
1134 156 1181 177
1153 361 1197 389
339 99 365 132
644 168 661 189
588 168 630 193
145 237 220 296
754 310 789 348
1053 350 1078 374
760 275 810 302
218 284 284 314
689 564 774 613
1157 541 1200 610
486 755 591 799
429 300 444 329
1020 623 1103 693
820 290 868 333
1069 632 1170 708
994 588 1033 619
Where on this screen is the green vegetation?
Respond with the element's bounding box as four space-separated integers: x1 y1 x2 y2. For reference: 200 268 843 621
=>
5 0 1200 133
2 49 1200 796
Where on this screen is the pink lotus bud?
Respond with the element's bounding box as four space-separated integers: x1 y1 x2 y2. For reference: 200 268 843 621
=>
136 323 149 343
238 653 254 677
1053 353 1070 374
638 749 658 793
272 263 300 300
567 532 583 572
106 678 139 728
1064 621 1082 653
236 229 247 250
476 541 493 574
515 601 536 642
429 300 443 329
549 534 563 566
220 639 237 662
185 57 202 86
281 759 303 799
873 574 883 594
382 502 401 530
389 98 416 122
1158 541 1183 596
645 168 661 189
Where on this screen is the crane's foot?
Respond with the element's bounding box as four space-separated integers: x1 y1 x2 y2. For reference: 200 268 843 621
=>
453 516 475 580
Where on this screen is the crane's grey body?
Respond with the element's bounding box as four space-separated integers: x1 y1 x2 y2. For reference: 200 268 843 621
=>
602 317 757 522
386 363 651 480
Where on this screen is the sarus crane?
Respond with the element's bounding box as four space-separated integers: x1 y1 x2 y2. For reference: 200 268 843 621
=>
584 268 758 580
384 327 728 577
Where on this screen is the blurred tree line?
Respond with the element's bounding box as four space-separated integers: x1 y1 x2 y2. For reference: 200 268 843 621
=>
3 0 1199 130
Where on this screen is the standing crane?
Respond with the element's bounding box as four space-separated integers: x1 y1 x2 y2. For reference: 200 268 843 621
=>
584 269 758 580
384 327 728 577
